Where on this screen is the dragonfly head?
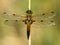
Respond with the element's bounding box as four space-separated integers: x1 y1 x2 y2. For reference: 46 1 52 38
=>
26 10 32 15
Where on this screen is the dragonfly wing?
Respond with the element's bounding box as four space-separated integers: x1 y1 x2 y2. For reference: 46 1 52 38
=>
0 12 25 21
0 12 26 26
33 11 56 27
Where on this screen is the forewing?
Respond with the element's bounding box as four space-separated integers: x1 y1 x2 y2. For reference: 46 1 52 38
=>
0 12 26 26
0 12 25 21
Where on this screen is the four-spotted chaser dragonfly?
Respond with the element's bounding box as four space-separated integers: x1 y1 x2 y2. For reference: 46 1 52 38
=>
0 10 56 40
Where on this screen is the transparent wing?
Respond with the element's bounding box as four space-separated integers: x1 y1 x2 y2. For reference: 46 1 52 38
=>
32 11 56 27
0 12 25 21
0 12 26 26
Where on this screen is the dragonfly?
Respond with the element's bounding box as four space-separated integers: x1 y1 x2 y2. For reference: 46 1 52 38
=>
0 10 56 39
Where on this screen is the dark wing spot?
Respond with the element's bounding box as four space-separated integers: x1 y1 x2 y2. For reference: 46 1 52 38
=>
13 14 16 16
3 12 7 14
42 13 45 15
15 20 18 22
51 11 54 14
5 20 8 22
51 21 54 22
41 20 43 22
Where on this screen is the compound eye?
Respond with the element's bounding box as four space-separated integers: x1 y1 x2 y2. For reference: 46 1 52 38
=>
26 10 32 14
